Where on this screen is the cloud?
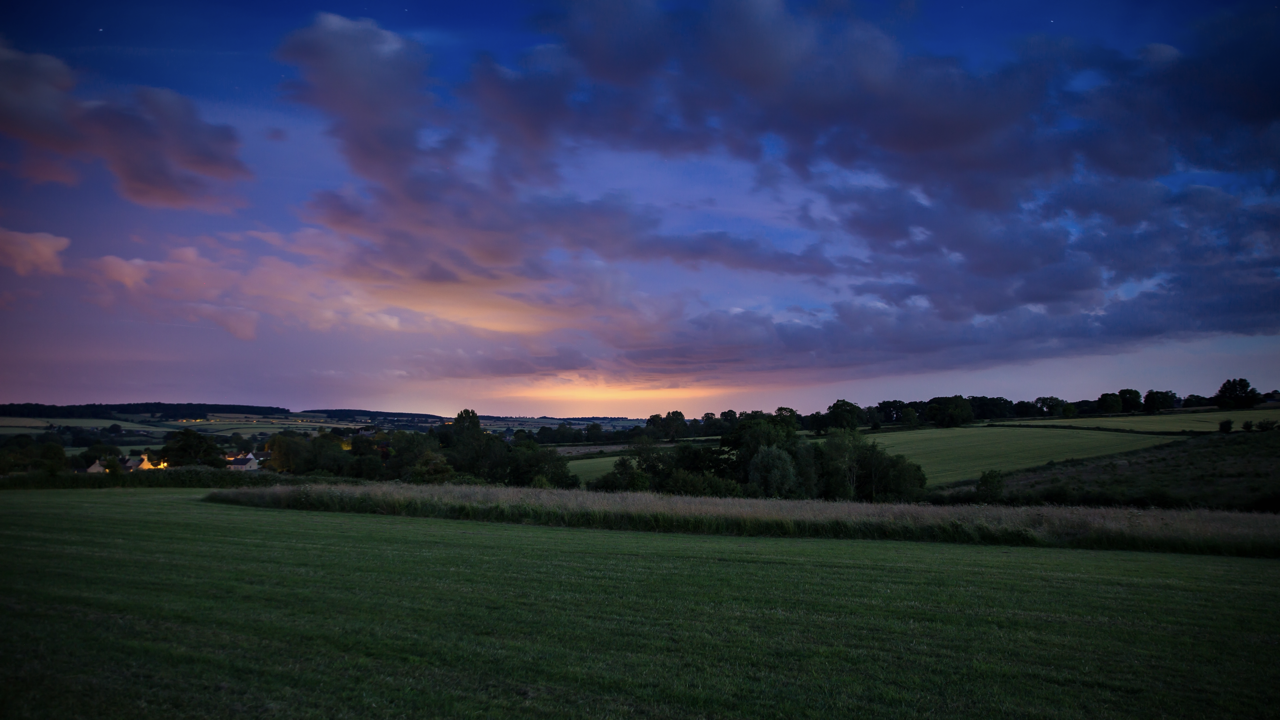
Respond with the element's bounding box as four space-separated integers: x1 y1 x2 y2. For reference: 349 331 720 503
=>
255 9 1280 382
0 41 251 210
0 227 70 275
43 8 1279 389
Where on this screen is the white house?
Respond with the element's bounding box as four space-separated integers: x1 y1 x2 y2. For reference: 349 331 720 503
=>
87 460 106 473
228 457 259 472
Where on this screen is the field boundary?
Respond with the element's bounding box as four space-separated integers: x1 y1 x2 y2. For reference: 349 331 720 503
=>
204 483 1280 558
984 422 1208 436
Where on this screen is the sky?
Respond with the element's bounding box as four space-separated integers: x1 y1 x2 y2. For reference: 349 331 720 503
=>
0 0 1277 417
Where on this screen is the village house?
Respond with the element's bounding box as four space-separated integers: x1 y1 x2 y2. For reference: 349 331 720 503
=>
126 456 157 471
228 456 259 472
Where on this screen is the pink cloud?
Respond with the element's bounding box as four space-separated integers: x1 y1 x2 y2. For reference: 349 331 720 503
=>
0 227 70 275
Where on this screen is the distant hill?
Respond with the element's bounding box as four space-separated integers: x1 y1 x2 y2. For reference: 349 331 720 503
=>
0 403 291 420
305 409 445 421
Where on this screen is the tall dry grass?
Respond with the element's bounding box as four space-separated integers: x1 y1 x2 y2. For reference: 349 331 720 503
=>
204 482 1280 557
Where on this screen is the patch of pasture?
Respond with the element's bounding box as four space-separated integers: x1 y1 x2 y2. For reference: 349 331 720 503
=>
1000 408 1280 433
567 454 619 482
2 489 1277 718
0 417 157 431
871 427 1176 484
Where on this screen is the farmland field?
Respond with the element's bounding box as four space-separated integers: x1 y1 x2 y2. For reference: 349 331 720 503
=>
570 427 1180 485
567 454 621 482
869 427 1177 485
0 417 159 431
1000 408 1280 433
1 489 1277 718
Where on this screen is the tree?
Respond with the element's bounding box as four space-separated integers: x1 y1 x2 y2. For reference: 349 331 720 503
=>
404 449 454 483
590 456 650 492
852 442 926 502
748 445 798 498
1013 401 1040 417
266 432 311 473
1097 393 1122 414
160 429 227 468
825 400 862 430
81 443 122 465
925 396 974 427
39 442 65 478
1183 394 1213 408
876 400 908 424
819 428 862 500
452 409 484 438
967 396 1014 420
1118 389 1142 413
1143 390 1179 414
661 411 688 441
1213 379 1261 410
350 435 378 456
723 415 797 483
975 470 1005 502
1034 396 1066 417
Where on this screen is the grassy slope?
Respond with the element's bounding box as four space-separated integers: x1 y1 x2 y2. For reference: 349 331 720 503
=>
3 489 1278 719
986 430 1280 510
571 429 1173 485
567 454 619 482
1000 408 1280 433
871 427 1175 485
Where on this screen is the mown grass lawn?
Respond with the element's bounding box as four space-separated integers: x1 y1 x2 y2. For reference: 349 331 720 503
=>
2 489 1278 718
870 427 1177 485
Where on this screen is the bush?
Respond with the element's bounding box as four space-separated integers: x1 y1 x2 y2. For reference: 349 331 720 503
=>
1258 419 1277 432
590 457 651 493
1219 419 1234 433
975 470 1005 502
1242 421 1255 432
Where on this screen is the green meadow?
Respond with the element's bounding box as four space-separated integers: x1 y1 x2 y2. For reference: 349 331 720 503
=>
999 408 1280 433
566 454 621 482
568 427 1179 486
870 427 1178 485
2 488 1278 718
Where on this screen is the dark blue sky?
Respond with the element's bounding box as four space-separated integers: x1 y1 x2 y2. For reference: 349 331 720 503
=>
0 1 1276 415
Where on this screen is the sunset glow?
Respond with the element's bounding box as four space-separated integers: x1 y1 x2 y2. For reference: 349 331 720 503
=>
1 1 1277 416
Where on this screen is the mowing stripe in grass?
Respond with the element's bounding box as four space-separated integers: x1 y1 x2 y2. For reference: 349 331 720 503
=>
3 488 1279 718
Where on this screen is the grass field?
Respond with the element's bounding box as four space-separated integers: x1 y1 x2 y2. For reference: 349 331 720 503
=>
3 489 1279 718
209 482 1280 556
978 430 1280 511
999 408 1280 433
0 417 159 432
567 454 620 482
871 427 1177 485
572 428 1182 486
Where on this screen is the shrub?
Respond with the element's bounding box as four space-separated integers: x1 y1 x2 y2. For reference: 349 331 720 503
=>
590 456 651 492
1219 419 1234 433
1242 420 1255 432
975 470 1005 502
1258 419 1277 432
